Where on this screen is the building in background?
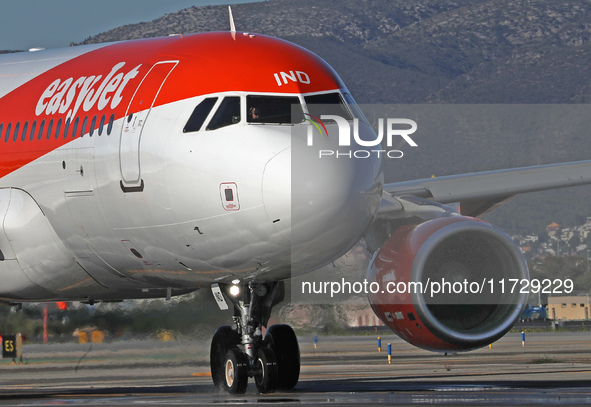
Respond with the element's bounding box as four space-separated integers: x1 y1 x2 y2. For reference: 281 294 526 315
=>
547 295 591 320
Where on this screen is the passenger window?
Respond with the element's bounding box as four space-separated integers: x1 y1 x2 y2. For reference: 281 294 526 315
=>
107 114 114 135
81 116 88 137
55 119 62 139
246 95 304 124
30 121 37 141
64 118 70 139
46 119 53 140
13 122 20 142
98 115 105 136
89 116 97 137
305 93 353 121
38 121 45 140
4 123 11 143
184 97 218 133
21 121 28 142
207 97 241 131
72 117 79 138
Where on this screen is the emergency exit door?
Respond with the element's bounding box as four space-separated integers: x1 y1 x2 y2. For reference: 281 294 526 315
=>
119 61 178 191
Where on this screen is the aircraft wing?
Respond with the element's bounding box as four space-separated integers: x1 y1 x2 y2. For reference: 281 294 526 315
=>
381 160 591 217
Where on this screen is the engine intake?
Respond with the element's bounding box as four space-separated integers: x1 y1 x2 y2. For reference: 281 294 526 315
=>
367 216 529 352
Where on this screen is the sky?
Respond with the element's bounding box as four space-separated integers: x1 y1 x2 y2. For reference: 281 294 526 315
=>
0 0 262 50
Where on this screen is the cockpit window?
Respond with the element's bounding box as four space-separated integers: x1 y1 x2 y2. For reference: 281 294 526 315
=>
247 95 304 124
342 92 370 125
304 92 353 121
184 97 218 133
207 96 241 131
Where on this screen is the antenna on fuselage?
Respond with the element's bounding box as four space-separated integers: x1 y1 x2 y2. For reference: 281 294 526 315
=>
229 6 236 33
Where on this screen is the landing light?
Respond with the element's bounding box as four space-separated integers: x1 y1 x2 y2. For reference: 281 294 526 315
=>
229 285 240 297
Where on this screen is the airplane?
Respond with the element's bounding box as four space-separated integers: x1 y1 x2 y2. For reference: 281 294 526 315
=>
2 8 591 395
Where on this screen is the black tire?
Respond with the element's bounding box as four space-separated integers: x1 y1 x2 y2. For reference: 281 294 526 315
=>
223 348 248 394
210 326 240 390
254 347 278 394
264 324 300 390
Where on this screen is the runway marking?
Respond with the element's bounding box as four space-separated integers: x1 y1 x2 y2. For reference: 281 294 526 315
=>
298 368 591 381
1 377 197 389
191 372 212 377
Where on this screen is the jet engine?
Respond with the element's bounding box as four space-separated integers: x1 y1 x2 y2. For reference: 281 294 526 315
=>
367 216 528 352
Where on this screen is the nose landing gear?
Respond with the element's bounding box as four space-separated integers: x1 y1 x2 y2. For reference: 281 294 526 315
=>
223 347 248 394
253 347 278 393
209 282 300 394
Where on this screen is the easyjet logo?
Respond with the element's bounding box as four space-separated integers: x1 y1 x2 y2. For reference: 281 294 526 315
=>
35 62 142 119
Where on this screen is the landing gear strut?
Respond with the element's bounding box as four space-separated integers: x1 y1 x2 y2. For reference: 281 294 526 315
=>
209 281 300 394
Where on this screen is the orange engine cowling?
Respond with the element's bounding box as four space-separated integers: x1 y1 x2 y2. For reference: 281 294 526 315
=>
367 216 529 352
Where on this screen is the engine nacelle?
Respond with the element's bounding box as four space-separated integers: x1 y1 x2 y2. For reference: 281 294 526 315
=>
367 216 529 352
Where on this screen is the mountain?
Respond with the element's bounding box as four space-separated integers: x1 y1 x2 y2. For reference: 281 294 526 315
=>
73 0 591 233
80 0 591 104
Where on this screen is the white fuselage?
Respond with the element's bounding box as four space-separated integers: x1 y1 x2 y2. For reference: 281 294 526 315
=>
0 34 382 303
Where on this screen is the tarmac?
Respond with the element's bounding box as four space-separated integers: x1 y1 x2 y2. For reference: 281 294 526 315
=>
0 330 590 406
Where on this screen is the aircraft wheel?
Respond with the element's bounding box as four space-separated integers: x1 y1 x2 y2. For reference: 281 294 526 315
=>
210 326 240 390
264 324 300 389
254 347 278 394
224 348 248 394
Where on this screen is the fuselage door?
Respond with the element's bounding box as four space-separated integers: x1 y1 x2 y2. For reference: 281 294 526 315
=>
119 61 178 191
0 189 15 260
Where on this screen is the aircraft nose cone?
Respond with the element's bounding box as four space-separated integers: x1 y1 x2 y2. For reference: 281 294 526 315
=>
262 124 382 277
